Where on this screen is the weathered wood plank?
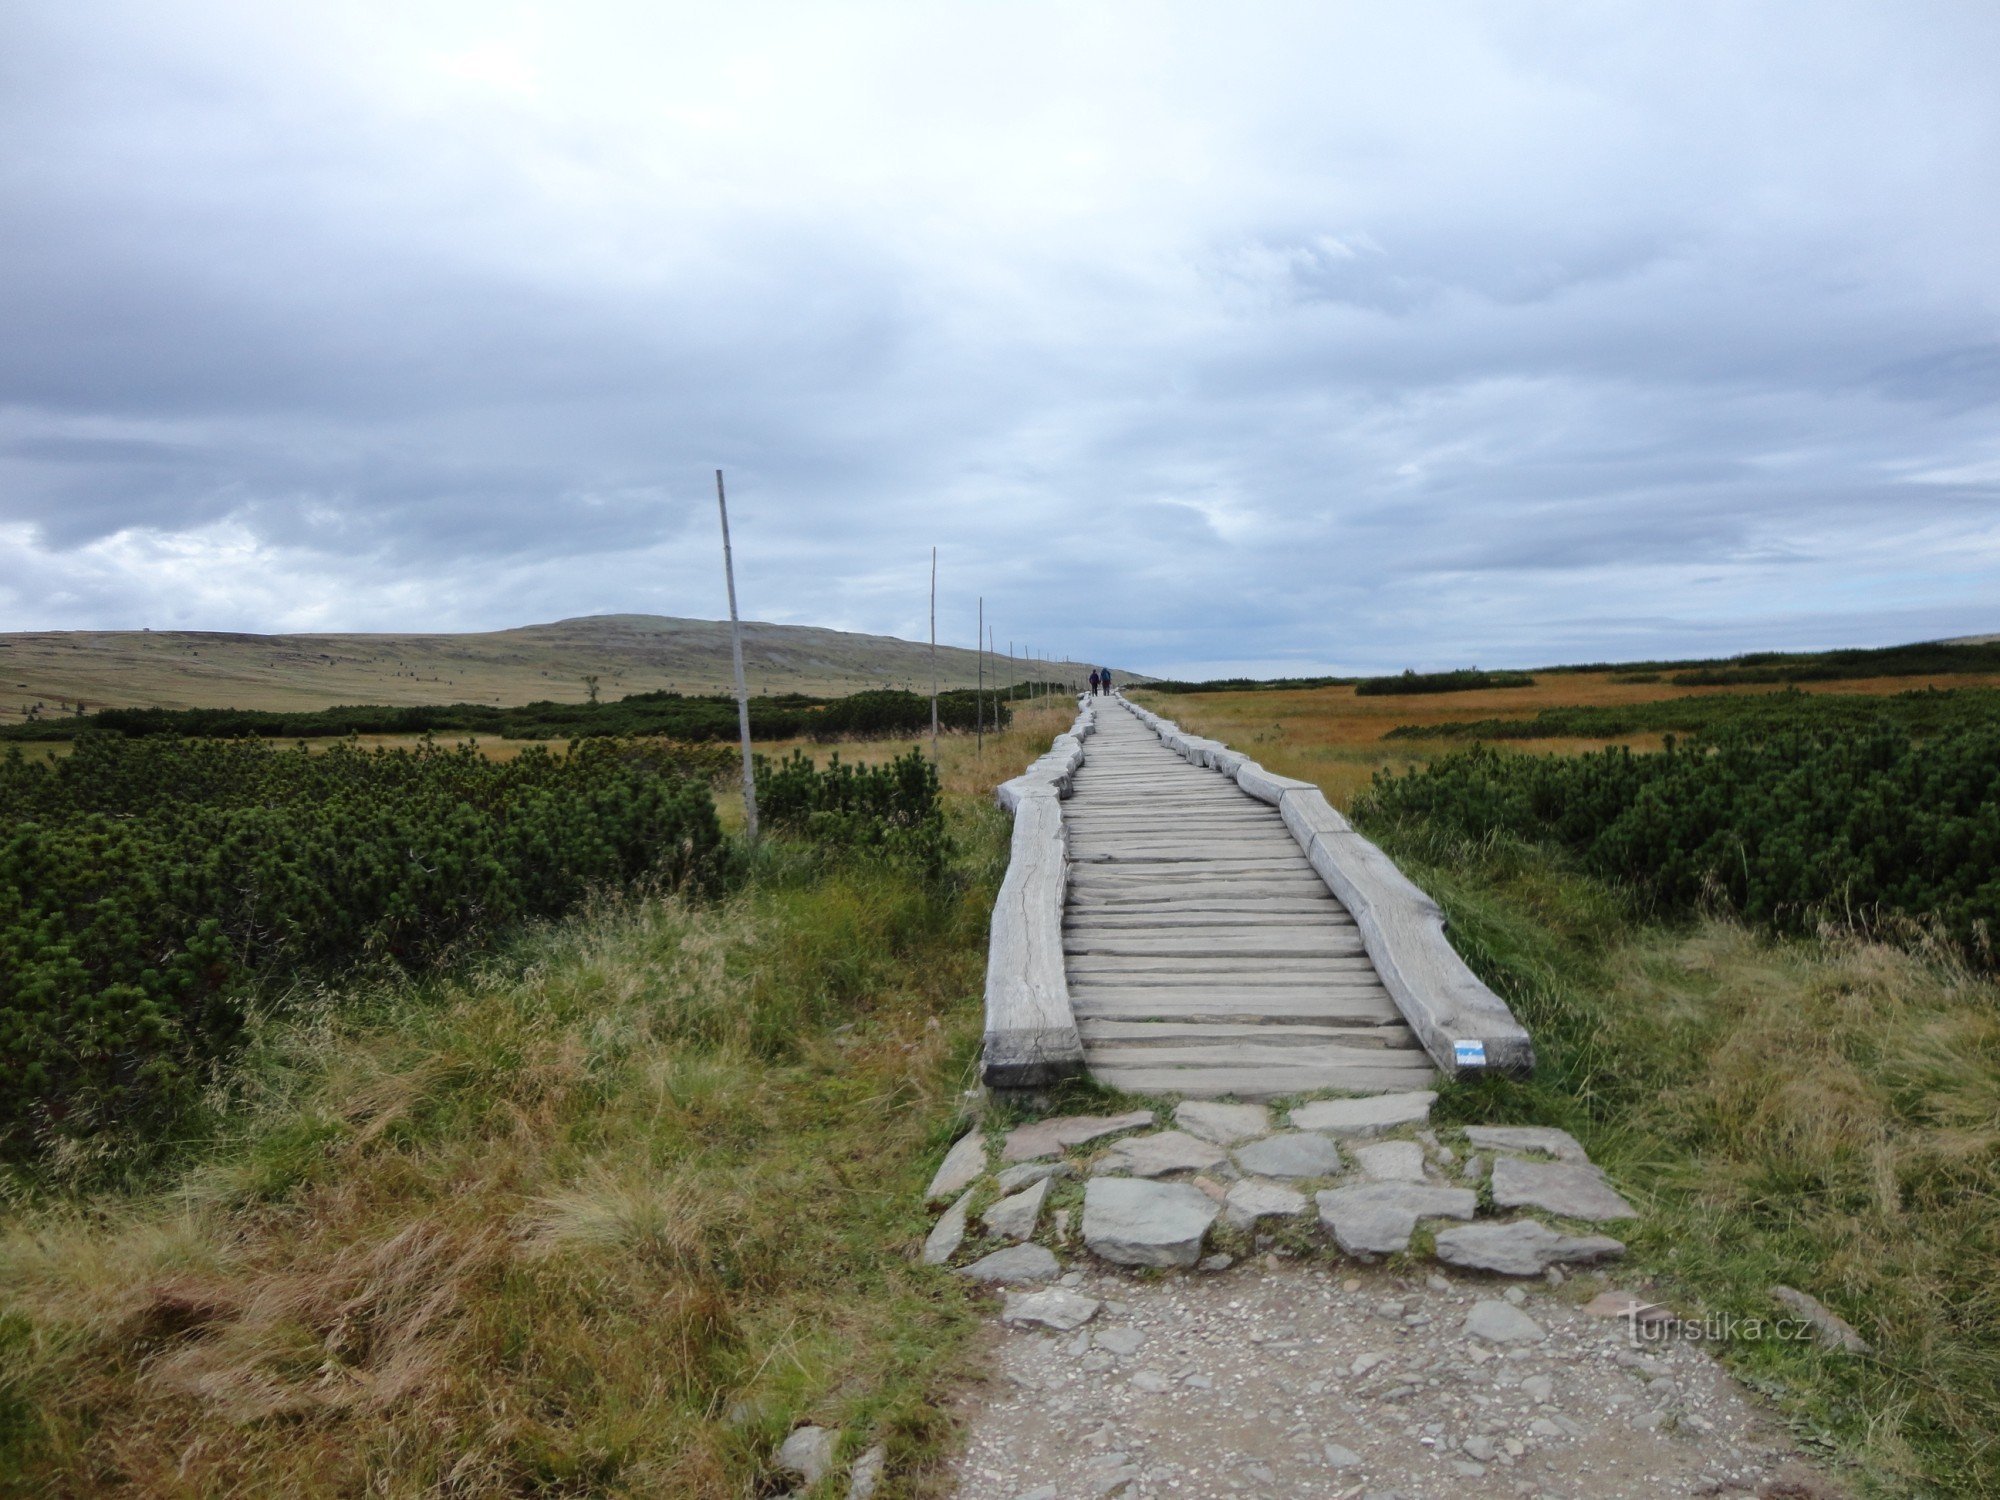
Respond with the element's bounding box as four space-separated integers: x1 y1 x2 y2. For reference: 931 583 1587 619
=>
1073 1000 1403 1027
1086 1062 1439 1099
1079 1020 1425 1047
1063 933 1367 957
1065 912 1355 929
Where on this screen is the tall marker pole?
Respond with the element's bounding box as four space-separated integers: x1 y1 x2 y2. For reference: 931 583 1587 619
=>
976 595 985 757
928 547 939 762
715 468 758 842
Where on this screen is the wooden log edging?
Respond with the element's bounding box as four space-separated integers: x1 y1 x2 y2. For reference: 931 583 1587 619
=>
1120 699 1535 1080
982 697 1098 1089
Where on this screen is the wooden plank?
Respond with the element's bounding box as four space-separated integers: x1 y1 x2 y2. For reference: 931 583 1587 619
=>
1089 1047 1441 1073
1074 1003 1404 1028
1064 933 1366 958
1067 889 1340 904
1067 978 1397 1000
1065 913 1355 929
1072 964 1384 988
1067 903 1344 919
1075 1003 1404 1027
1079 1020 1425 1047
983 791 1083 1088
1086 1062 1439 1099
1072 858 1307 871
1068 868 1323 883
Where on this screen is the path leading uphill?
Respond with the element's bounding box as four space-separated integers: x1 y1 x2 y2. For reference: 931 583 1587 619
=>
1063 702 1435 1098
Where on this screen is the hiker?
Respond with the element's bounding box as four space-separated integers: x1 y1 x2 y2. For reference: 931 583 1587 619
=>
1099 668 1113 695
1088 669 1101 695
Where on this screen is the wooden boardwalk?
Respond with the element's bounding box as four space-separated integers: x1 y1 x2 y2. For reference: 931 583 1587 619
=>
1063 701 1437 1098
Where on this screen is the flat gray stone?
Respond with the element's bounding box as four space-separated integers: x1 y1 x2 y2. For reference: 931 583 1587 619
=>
1433 1219 1626 1276
1002 1109 1154 1162
1231 1131 1343 1180
1323 1443 1363 1469
981 1177 1052 1241
1093 1130 1228 1178
994 1160 1076 1194
1463 1125 1591 1164
957 1243 1062 1284
776 1426 838 1486
847 1443 885 1500
926 1130 988 1201
1489 1157 1637 1220
1082 1178 1219 1267
1174 1099 1272 1145
1772 1285 1871 1354
1001 1286 1102 1332
923 1189 973 1265
1095 1325 1144 1356
1315 1182 1477 1256
1351 1140 1425 1182
1290 1091 1435 1137
1223 1177 1308 1229
1463 1300 1547 1345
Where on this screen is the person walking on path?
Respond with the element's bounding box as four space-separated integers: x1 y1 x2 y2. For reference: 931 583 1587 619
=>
1089 669 1101 695
1099 668 1113 695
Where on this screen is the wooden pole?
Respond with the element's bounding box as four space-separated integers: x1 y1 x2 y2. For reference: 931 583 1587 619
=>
715 468 758 842
976 595 984 757
929 546 938 762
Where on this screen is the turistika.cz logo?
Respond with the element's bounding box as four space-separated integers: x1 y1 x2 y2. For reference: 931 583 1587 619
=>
1624 1307 1816 1347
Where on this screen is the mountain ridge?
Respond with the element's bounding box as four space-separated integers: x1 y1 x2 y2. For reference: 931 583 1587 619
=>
0 613 1110 723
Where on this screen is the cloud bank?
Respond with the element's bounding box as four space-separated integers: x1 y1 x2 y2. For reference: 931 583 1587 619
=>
3 1 1996 675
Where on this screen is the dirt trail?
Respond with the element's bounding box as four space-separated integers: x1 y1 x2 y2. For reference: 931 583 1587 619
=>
949 1259 1842 1500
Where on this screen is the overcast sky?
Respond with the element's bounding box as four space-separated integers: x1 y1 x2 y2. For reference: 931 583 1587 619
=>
2 2 1996 676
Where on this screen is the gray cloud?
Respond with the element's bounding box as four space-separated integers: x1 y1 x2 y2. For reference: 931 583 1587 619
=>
1 0 1997 676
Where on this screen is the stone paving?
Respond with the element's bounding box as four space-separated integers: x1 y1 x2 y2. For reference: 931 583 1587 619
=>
922 1092 1633 1282
909 1096 1849 1499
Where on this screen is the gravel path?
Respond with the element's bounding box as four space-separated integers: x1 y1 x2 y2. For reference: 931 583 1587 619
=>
949 1259 1842 1499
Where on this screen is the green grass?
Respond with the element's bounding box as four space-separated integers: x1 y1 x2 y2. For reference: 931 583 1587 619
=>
0 816 1010 1497
1363 814 2000 1494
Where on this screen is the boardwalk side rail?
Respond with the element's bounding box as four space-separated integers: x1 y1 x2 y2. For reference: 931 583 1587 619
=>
1121 700 1535 1079
982 697 1096 1088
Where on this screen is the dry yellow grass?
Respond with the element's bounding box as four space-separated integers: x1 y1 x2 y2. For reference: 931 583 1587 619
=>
0 614 1078 725
1130 675 2000 1491
1132 670 2000 809
0 705 1080 1496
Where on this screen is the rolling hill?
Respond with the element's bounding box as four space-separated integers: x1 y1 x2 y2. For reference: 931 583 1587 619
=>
0 614 1105 725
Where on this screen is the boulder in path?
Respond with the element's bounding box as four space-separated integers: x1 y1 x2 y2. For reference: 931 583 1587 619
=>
980 1177 1051 1242
1083 1178 1219 1267
1001 1109 1154 1162
1223 1177 1309 1229
1000 1286 1102 1332
922 1189 973 1266
1315 1182 1477 1256
1463 1125 1591 1164
775 1426 839 1487
1232 1130 1344 1180
1290 1091 1435 1137
926 1130 987 1201
1463 1300 1547 1345
1174 1099 1272 1145
957 1243 1062 1284
1433 1219 1626 1276
1771 1285 1871 1354
1093 1130 1228 1178
1350 1140 1425 1182
1489 1157 1637 1220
